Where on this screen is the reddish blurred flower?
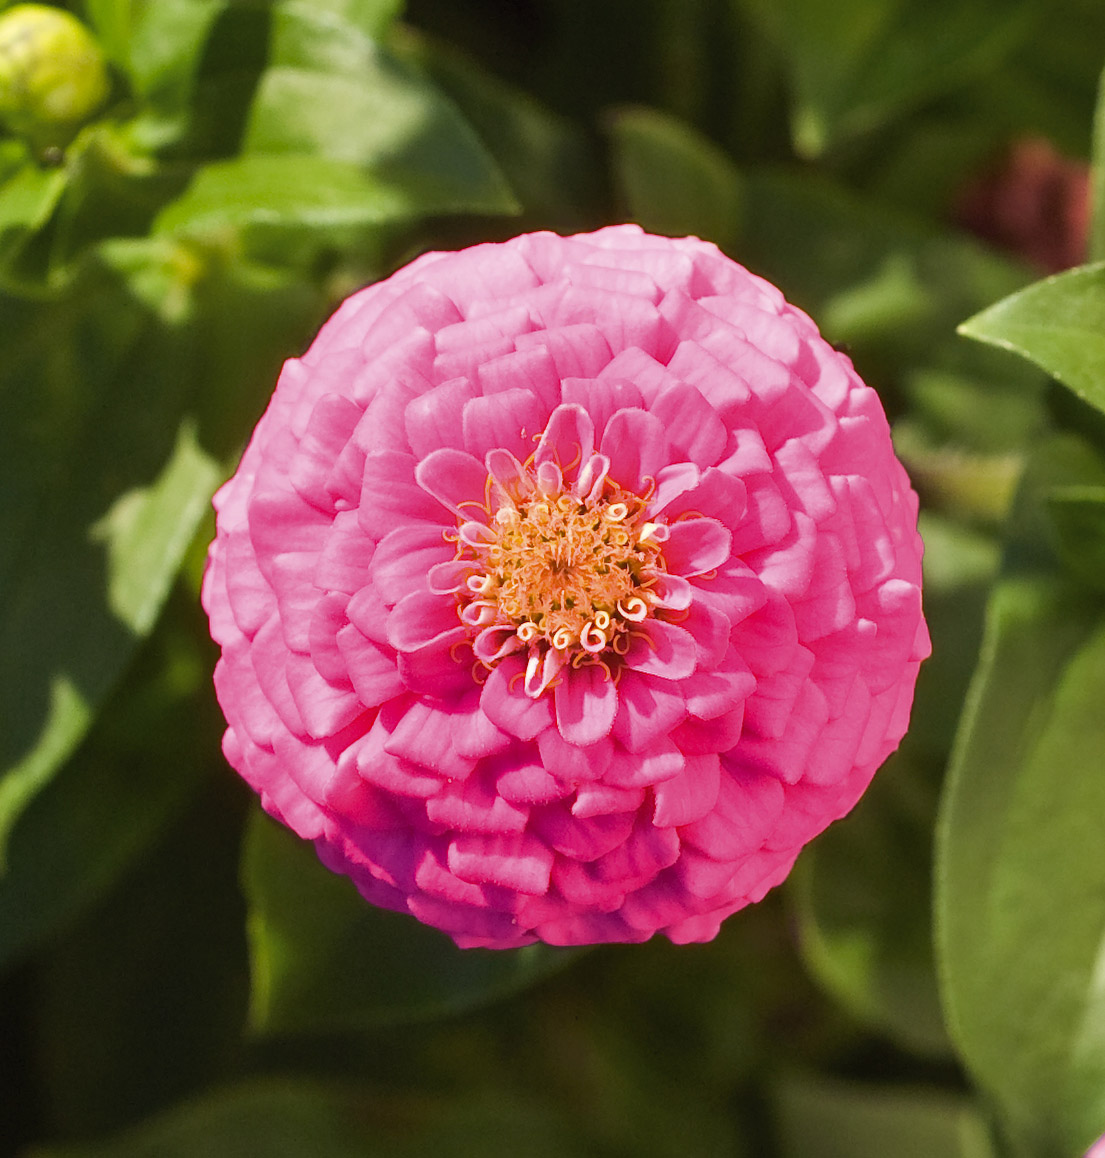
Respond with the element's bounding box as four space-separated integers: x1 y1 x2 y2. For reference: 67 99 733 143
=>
956 136 1090 272
203 226 929 948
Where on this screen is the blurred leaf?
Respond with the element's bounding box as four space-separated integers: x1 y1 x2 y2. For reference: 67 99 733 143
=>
30 773 249 1137
1090 58 1105 262
1045 485 1105 592
29 1079 588 1158
84 0 228 117
242 2 518 219
242 811 579 1034
739 0 1031 158
936 573 1105 1156
959 263 1105 417
394 28 601 230
0 152 67 276
792 750 950 1059
0 593 213 972
607 105 743 249
0 273 219 861
154 153 443 238
774 1074 996 1158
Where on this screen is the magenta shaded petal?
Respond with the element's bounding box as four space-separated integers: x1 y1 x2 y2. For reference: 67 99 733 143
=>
370 524 454 604
572 782 646 818
386 590 466 654
612 670 686 752
554 663 618 746
496 756 568 805
383 699 476 779
534 402 595 480
480 656 555 741
448 833 554 895
426 773 529 834
662 518 732 578
622 620 698 681
603 737 684 788
535 804 636 861
653 752 721 826
680 765 785 865
334 624 404 707
537 726 613 783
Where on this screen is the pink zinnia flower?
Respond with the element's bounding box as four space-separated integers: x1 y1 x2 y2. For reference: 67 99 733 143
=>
203 226 929 949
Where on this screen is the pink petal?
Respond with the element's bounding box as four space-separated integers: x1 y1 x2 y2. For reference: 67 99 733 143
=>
653 752 721 827
462 387 549 462
603 737 685 788
534 402 595 480
370 524 455 605
572 782 646 818
358 451 447 539
537 726 614 783
534 803 636 861
612 671 687 752
622 620 698 681
386 590 465 654
335 623 405 707
601 408 670 493
404 375 476 459
554 663 618 746
479 655 555 740
662 518 732 578
448 832 554 895
649 381 727 467
679 764 785 864
415 447 490 519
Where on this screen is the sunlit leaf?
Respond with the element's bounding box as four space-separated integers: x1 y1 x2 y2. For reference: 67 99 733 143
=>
936 574 1105 1156
958 263 1105 417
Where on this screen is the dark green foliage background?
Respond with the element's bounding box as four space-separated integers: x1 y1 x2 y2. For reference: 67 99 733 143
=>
2 1 1105 1155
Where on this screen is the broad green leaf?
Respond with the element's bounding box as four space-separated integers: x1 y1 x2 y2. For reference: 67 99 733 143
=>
936 575 1105 1156
0 595 212 971
792 751 949 1059
84 0 228 114
242 4 517 219
30 772 249 1137
1045 486 1105 592
740 0 1031 157
30 1079 588 1158
0 272 218 861
959 263 1105 418
154 154 439 238
607 105 743 249
774 1074 996 1158
242 811 579 1034
394 28 601 229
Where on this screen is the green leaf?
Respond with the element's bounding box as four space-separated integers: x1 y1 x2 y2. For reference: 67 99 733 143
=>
394 28 601 230
959 263 1105 418
0 270 220 862
1045 485 1105 592
936 575 1105 1156
154 154 442 238
242 810 579 1034
773 1074 996 1158
30 1079 588 1158
1090 61 1105 262
0 154 67 274
84 0 228 115
792 751 950 1058
242 3 517 219
740 0 1032 157
0 594 212 971
607 105 744 249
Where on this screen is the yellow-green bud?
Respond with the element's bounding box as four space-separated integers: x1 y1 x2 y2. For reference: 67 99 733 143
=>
0 4 110 147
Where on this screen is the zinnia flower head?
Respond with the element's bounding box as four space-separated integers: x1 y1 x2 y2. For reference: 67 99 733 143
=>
203 225 929 949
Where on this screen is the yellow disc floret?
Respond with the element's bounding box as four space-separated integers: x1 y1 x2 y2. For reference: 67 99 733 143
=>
471 487 663 661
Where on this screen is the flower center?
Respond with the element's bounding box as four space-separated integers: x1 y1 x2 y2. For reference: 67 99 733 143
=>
482 490 662 653
452 459 667 696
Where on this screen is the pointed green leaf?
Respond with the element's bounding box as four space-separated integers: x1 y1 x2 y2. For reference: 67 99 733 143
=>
1045 485 1105 592
936 575 1105 1156
958 264 1105 417
242 811 579 1034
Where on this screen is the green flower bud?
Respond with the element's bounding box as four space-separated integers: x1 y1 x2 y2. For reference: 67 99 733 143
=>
0 4 110 147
